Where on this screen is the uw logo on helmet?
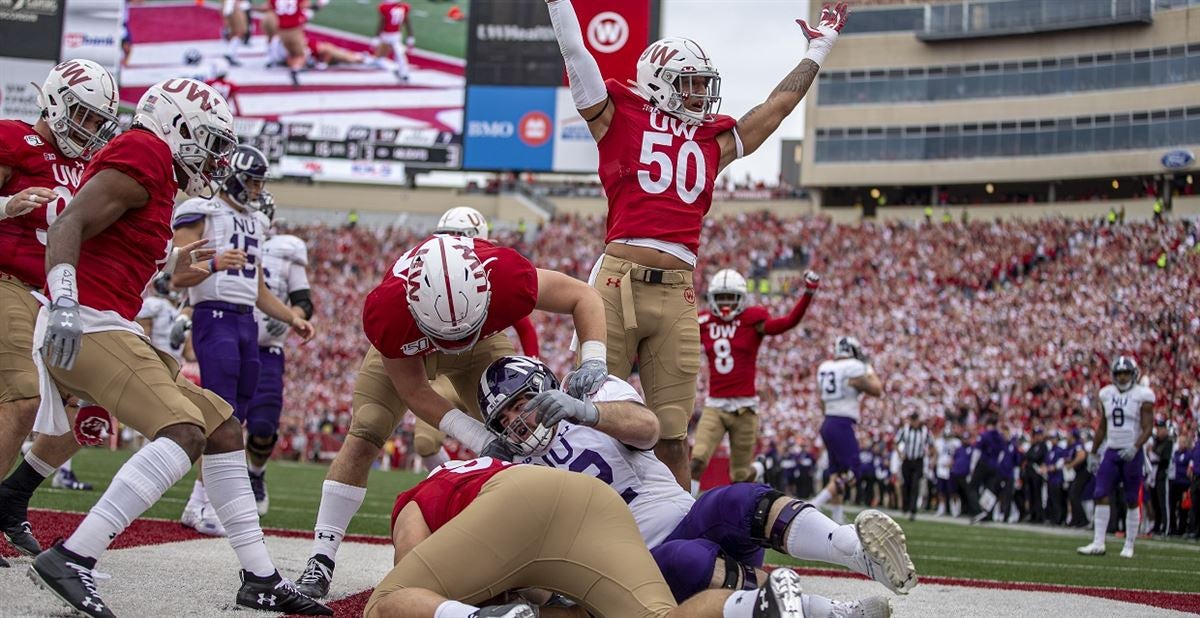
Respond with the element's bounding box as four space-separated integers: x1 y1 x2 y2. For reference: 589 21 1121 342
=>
640 44 679 67
55 60 92 88
160 79 216 113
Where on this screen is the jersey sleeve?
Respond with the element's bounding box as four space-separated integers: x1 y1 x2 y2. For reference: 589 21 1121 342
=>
135 298 160 320
845 360 867 378
591 376 644 405
0 123 18 167
362 275 422 358
173 198 213 228
91 131 173 201
286 260 311 293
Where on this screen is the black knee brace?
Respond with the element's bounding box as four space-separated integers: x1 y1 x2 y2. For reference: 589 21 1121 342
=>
247 433 279 460
719 551 758 591
750 490 814 553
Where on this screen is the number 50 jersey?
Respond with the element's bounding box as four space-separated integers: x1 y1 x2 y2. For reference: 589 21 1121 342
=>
1097 383 1155 450
173 196 269 307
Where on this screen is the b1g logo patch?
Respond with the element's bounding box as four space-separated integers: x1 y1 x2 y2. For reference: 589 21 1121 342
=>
25 134 44 147
683 287 696 305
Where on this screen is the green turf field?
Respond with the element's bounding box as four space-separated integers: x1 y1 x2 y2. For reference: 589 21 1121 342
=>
32 448 1200 595
311 0 467 59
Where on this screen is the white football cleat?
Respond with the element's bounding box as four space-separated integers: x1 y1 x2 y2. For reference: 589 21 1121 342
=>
1119 547 1134 559
831 596 893 618
854 510 917 594
181 505 227 537
1076 542 1106 556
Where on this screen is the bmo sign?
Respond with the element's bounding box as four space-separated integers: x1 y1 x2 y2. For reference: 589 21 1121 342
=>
464 85 557 171
571 0 650 84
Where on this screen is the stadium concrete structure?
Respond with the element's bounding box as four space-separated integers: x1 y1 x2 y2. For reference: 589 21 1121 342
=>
795 0 1200 221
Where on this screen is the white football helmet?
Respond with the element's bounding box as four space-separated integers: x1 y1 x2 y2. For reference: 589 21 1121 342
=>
35 59 119 160
133 78 237 198
435 206 489 240
834 336 865 361
404 235 492 354
635 37 721 126
707 268 747 319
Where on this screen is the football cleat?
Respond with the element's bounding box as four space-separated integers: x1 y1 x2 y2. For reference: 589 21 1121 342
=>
28 543 115 618
1120 547 1134 559
52 469 93 491
1 554 9 567
854 510 917 594
831 596 892 618
249 470 269 516
181 504 226 537
295 554 335 599
2 519 43 556
754 568 805 618
476 603 540 617
1076 542 1106 556
235 570 332 615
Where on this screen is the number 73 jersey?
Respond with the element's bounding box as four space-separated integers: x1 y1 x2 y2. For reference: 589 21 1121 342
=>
1098 383 1155 450
173 196 269 307
598 78 737 255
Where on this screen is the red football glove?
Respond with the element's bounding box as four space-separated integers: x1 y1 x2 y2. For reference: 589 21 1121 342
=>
796 3 849 66
803 271 821 291
74 405 114 447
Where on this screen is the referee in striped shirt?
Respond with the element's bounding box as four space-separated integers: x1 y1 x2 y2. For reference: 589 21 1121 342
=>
896 412 932 520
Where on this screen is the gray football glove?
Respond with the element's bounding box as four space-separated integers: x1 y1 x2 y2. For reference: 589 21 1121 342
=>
43 297 83 370
527 390 599 428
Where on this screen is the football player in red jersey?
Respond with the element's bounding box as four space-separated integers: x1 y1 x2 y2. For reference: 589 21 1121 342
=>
368 458 811 618
692 270 820 492
375 0 414 81
294 233 605 599
268 0 311 86
0 59 118 557
28 78 330 617
545 0 849 489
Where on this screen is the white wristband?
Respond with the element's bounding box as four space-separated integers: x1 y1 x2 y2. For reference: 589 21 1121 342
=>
803 37 834 67
48 263 78 301
0 196 10 220
438 408 493 454
580 340 607 364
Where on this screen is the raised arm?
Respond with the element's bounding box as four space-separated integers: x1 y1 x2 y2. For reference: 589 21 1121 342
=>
758 271 819 335
717 2 848 171
546 0 612 140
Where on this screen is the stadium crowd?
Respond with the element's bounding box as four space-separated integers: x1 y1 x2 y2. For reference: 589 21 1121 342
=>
271 210 1200 536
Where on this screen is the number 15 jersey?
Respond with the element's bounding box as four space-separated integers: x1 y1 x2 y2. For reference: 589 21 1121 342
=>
1098 383 1155 450
597 79 737 257
173 196 268 307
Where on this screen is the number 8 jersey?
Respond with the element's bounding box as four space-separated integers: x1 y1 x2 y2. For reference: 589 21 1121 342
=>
698 306 770 400
1098 383 1155 450
173 196 269 307
598 78 737 258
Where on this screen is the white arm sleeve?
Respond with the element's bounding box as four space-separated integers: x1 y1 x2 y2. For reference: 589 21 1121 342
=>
547 0 608 111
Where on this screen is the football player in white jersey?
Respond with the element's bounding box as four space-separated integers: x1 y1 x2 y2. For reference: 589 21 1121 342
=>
172 145 315 534
245 192 312 515
810 337 883 524
1078 356 1155 558
137 272 186 362
475 356 914 614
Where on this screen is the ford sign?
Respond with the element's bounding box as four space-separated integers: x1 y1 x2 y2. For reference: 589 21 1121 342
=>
1162 150 1195 169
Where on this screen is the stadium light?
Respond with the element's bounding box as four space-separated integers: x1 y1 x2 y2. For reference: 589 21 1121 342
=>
1111 179 1120 189
985 183 994 194
870 188 880 199
1188 175 1194 185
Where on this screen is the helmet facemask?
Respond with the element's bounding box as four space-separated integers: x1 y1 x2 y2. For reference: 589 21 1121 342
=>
486 392 557 458
176 120 237 199
665 70 721 126
47 89 118 161
708 292 744 319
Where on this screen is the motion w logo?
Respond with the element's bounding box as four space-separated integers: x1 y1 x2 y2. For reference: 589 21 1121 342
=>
587 11 629 54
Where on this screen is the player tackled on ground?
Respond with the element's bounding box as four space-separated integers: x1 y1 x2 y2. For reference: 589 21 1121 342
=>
545 0 850 488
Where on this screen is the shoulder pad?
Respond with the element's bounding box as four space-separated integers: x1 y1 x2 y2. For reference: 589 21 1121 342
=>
267 234 309 266
698 312 710 325
174 197 222 221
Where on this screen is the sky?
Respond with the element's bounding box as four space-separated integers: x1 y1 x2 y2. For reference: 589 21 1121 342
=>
662 0 813 184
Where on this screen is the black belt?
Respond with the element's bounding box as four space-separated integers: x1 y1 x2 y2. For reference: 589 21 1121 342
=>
196 300 254 314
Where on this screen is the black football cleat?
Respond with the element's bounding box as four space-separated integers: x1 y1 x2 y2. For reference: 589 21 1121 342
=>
236 570 332 615
294 553 334 599
28 543 116 618
2 519 42 556
753 569 806 618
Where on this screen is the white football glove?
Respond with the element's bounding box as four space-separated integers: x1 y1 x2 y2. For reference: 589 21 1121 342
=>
796 2 849 66
803 270 820 291
1119 446 1138 462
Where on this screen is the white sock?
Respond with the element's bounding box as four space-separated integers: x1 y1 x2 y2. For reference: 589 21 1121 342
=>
24 451 57 477
722 590 760 618
227 37 242 57
1093 504 1110 546
203 450 275 577
313 480 367 560
393 47 409 76
691 480 701 498
785 508 860 570
60 457 73 473
248 461 266 475
434 600 480 618
803 593 833 618
831 504 845 525
810 489 832 508
421 449 449 471
64 439 191 559
1125 509 1139 549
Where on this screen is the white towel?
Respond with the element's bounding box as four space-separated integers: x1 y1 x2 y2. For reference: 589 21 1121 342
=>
569 253 606 353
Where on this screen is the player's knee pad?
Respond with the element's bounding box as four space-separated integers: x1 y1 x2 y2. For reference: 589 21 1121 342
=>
413 434 443 458
246 417 279 439
719 550 758 591
650 539 721 603
750 490 813 552
246 432 278 460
